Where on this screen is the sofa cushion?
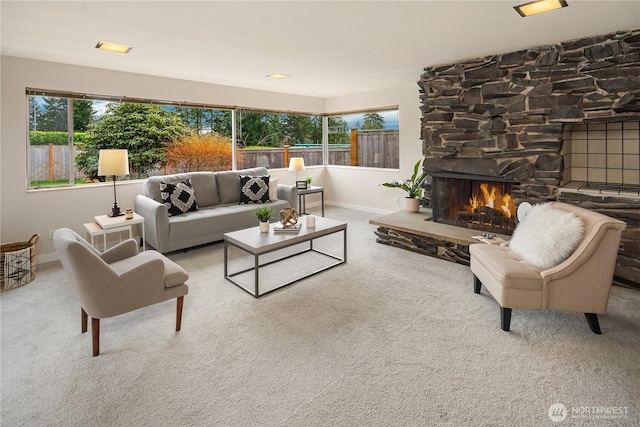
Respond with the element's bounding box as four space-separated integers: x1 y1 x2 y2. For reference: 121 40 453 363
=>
160 179 199 216
509 203 585 269
216 167 269 204
144 172 219 207
167 199 291 242
240 175 270 204
269 178 279 201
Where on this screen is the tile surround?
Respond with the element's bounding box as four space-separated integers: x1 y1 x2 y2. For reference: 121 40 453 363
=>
564 122 640 186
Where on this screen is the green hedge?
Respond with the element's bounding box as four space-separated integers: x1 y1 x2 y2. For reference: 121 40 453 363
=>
29 131 86 145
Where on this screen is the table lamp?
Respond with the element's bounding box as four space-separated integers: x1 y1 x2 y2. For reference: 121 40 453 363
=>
289 157 305 183
98 149 129 217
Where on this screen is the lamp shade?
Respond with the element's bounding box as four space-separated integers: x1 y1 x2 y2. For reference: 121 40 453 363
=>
288 157 305 172
98 149 129 176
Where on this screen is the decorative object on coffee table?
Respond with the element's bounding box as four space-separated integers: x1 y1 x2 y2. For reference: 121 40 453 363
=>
253 206 274 232
98 149 130 217
381 158 428 213
279 208 298 228
306 215 316 228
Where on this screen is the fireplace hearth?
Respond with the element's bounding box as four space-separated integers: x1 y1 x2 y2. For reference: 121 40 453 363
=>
431 172 518 235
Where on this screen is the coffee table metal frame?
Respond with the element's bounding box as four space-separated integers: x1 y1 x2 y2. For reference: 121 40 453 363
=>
224 217 347 298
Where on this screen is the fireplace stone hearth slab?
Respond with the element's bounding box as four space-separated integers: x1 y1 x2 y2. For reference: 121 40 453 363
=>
369 209 510 266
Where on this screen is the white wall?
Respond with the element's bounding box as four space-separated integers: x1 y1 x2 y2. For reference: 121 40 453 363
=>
1 56 422 263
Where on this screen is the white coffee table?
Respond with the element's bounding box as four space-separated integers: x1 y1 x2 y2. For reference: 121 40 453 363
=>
224 217 347 297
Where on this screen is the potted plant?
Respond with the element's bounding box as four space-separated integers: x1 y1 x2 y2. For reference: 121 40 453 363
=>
382 158 429 213
253 206 274 232
305 176 312 185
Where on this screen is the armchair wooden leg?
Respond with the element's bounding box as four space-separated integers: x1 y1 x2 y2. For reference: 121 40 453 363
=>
473 275 482 294
585 313 602 334
81 308 88 333
92 318 100 357
176 296 184 332
501 307 512 331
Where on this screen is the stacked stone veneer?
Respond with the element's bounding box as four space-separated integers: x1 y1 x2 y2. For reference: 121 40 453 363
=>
416 28 640 288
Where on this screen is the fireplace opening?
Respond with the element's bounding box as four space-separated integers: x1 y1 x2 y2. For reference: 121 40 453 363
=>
431 173 518 235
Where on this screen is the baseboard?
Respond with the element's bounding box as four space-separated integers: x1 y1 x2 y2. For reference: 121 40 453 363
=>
327 200 394 216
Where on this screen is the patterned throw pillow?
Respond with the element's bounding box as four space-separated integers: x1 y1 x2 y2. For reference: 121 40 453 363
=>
240 175 270 204
160 179 198 216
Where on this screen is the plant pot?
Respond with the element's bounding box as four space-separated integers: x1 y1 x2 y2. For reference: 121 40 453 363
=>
404 197 420 213
259 221 270 232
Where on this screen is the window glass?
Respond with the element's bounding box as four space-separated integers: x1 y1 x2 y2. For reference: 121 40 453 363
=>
28 93 234 188
236 110 322 169
28 95 71 187
327 109 399 169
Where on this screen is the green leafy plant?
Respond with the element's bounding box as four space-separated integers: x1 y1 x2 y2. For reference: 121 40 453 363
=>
253 206 274 222
305 176 312 184
382 158 429 199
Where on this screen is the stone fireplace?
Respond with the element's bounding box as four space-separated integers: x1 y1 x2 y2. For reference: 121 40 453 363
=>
417 28 640 288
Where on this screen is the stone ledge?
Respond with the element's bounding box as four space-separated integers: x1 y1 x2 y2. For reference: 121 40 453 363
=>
369 208 510 265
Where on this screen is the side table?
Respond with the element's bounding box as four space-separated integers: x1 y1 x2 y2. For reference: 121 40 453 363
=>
297 186 324 216
84 213 145 251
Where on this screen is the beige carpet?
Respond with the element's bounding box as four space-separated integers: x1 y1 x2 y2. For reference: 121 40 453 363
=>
1 207 639 426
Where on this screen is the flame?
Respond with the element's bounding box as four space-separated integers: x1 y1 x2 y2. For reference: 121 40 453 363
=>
468 183 513 218
480 183 495 208
501 194 512 218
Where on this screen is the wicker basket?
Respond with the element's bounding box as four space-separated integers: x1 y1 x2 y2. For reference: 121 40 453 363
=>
1 234 40 291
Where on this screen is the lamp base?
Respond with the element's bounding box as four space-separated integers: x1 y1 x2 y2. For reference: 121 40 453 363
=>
108 204 124 217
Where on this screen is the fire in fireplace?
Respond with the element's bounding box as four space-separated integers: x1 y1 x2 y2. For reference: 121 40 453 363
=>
431 173 518 235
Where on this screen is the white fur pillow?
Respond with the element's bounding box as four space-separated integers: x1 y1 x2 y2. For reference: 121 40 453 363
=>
509 203 585 269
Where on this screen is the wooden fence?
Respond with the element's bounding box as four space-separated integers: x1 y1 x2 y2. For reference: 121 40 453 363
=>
30 129 399 181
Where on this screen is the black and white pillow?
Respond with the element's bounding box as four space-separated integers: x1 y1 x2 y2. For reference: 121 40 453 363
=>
160 179 198 216
239 175 270 204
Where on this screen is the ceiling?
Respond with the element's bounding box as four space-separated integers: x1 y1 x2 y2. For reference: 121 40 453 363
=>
2 1 639 98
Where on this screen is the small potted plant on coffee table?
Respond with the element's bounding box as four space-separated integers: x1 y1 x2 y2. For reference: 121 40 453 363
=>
382 158 429 213
254 206 274 232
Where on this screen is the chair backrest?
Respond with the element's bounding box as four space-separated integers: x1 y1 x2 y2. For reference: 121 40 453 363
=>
53 228 119 314
542 202 626 312
545 202 626 269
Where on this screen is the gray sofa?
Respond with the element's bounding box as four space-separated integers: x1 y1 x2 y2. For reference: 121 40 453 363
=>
135 167 296 253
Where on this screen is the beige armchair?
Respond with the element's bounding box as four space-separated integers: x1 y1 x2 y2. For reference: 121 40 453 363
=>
53 228 188 356
470 202 626 334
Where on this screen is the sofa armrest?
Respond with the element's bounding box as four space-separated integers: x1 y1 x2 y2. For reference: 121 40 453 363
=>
135 194 170 252
277 184 298 210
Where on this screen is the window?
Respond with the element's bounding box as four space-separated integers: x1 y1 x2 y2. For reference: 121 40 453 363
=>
27 89 400 190
27 90 234 189
327 108 399 169
236 110 323 169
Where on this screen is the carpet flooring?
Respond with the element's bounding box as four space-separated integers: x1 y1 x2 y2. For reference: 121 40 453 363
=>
1 206 639 426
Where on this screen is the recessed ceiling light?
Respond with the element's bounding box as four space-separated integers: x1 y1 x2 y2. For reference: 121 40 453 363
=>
95 40 133 54
514 0 568 17
267 74 289 79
